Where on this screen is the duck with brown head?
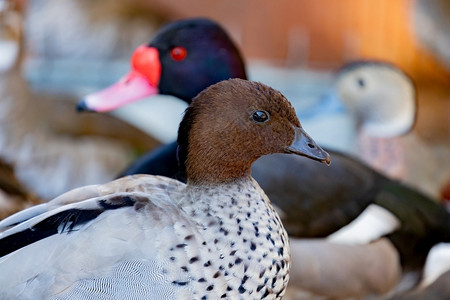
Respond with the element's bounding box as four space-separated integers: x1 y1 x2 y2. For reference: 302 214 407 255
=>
0 79 330 299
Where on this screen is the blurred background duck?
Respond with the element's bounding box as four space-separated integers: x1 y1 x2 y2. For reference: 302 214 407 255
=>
0 0 160 216
332 61 450 200
265 59 449 201
77 18 450 299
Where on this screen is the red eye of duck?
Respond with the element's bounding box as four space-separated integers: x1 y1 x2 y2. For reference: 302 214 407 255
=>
170 46 187 61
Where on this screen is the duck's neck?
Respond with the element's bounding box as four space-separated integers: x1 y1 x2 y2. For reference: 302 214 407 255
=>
184 176 253 202
0 67 40 163
182 137 256 184
357 133 406 180
181 177 278 228
0 67 29 120
186 161 253 185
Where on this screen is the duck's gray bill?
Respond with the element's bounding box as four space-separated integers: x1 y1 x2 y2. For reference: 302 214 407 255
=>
285 127 331 165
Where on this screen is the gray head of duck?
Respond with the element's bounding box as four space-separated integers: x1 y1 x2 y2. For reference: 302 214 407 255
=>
334 60 417 138
78 18 247 112
177 78 330 184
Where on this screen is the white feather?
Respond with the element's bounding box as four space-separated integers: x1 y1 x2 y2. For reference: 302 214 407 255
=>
420 242 450 287
327 204 400 244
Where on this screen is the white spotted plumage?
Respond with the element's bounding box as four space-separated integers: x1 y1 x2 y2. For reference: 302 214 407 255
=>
0 175 289 299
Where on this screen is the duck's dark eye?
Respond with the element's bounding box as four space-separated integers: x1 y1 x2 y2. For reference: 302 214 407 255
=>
251 110 270 123
170 46 187 61
357 78 365 88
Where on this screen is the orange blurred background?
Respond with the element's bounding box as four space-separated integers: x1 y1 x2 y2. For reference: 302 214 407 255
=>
135 0 449 85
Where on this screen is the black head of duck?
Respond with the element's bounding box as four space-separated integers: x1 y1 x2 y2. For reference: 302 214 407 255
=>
78 18 246 112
